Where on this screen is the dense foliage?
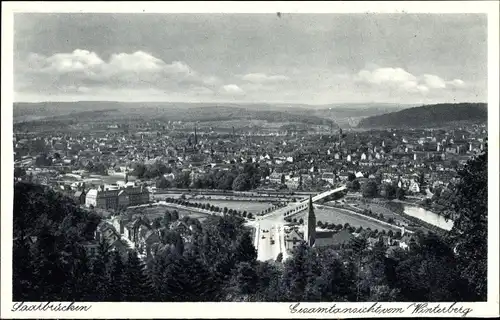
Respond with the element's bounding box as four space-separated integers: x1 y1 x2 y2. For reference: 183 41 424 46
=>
13 149 487 301
154 163 264 191
358 103 487 128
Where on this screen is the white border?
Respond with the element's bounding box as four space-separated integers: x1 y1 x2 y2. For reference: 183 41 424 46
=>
1 2 499 318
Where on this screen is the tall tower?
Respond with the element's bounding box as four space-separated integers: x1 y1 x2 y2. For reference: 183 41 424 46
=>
304 195 316 246
194 125 198 146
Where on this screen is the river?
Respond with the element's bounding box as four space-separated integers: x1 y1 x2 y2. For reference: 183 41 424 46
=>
402 205 454 231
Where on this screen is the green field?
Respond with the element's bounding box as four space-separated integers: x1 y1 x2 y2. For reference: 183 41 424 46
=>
127 204 210 222
350 202 406 223
188 200 274 213
294 206 397 231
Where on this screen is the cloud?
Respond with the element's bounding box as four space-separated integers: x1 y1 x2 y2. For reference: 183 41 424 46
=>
221 84 245 95
241 73 289 83
357 67 417 86
19 49 216 96
423 74 446 89
356 67 465 95
448 79 466 88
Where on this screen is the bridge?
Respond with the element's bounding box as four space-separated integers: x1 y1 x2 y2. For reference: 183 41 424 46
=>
257 185 347 221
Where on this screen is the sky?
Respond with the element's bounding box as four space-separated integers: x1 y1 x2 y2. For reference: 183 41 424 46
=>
14 13 487 104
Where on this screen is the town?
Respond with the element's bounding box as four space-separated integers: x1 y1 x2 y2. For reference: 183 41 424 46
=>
13 117 487 263
9 11 491 306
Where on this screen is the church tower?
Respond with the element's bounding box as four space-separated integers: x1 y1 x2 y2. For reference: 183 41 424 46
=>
304 195 316 246
194 125 198 146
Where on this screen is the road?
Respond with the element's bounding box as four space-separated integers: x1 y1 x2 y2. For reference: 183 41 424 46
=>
249 212 288 262
251 186 347 262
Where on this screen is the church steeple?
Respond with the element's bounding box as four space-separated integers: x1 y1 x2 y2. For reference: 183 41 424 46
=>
194 125 198 146
305 195 316 247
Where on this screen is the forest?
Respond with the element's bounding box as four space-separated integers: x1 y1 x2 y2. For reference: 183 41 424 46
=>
358 103 487 128
13 148 487 302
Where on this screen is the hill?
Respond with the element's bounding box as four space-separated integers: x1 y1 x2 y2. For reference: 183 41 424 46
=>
13 102 338 129
357 103 487 128
13 101 416 129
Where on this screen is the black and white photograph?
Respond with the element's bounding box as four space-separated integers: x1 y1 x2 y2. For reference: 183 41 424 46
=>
2 2 499 318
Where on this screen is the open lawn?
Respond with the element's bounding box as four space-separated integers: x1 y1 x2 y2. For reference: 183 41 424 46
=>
293 206 397 231
350 202 405 222
188 200 274 213
127 204 210 222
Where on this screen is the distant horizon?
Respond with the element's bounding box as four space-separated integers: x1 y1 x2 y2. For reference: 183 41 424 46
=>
13 99 487 107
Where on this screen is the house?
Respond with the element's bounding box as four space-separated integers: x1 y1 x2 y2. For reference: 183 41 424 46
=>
284 228 303 251
124 217 151 244
137 229 161 258
82 240 99 257
285 177 301 189
170 220 192 236
398 234 416 250
95 221 130 259
73 190 86 205
269 172 282 184
321 172 335 185
408 180 421 193
314 229 354 248
338 172 350 182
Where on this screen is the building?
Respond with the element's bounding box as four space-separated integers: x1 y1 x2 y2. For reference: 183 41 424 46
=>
73 190 86 205
284 227 303 252
314 229 354 248
321 172 335 185
124 185 150 206
85 184 149 210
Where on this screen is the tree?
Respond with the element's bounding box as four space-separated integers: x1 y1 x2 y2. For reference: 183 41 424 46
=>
247 213 253 219
14 167 27 178
159 252 216 302
396 187 406 200
125 250 152 301
381 183 396 200
281 174 286 185
234 232 257 263
362 180 378 198
276 253 283 263
232 261 259 297
163 211 172 227
280 243 317 301
447 149 487 300
351 179 361 191
233 173 251 191
156 176 171 189
350 236 368 301
299 218 304 224
171 210 179 221
109 251 126 301
347 172 356 182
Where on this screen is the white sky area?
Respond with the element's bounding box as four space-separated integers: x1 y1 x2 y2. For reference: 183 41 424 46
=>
14 13 487 104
